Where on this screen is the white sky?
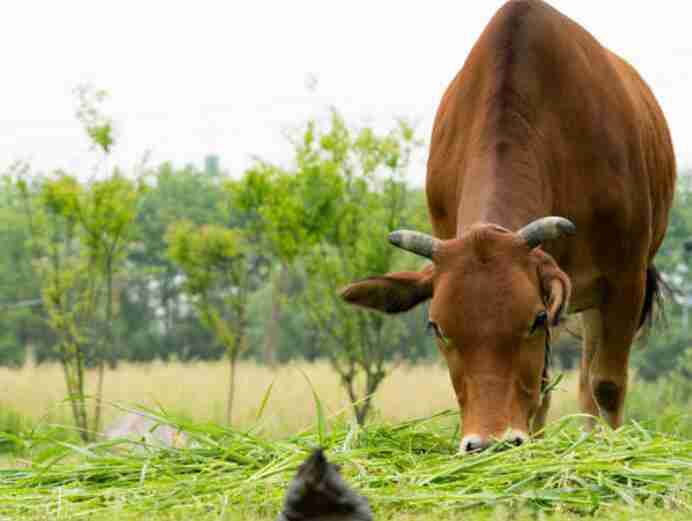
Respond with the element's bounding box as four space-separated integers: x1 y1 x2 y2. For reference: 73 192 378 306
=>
1 1 691 184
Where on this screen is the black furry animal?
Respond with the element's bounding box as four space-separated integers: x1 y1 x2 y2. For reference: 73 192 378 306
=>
276 449 373 521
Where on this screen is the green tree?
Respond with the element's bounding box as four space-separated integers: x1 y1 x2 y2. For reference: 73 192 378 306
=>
12 87 143 439
16 172 96 440
632 172 692 379
71 86 145 434
223 165 283 366
16 170 144 439
0 166 47 366
72 173 144 433
129 163 227 361
166 222 261 423
252 110 423 424
222 152 342 365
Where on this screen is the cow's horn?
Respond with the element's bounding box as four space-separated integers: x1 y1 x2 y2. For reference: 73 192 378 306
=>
388 230 439 259
517 217 576 248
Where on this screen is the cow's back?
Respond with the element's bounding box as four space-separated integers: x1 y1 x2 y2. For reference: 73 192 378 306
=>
426 0 675 297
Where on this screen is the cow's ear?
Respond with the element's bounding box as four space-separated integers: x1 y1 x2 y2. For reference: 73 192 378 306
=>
534 250 571 326
339 266 433 314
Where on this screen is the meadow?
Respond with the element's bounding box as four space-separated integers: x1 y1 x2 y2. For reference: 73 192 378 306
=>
1 360 691 520
0 360 463 438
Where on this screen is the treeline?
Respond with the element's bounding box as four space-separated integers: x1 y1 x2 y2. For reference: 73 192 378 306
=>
2 102 448 430
1 102 692 387
0 114 435 366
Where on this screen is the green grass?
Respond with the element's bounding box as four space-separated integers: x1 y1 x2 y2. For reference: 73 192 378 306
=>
0 408 26 454
0 409 691 520
1 362 691 520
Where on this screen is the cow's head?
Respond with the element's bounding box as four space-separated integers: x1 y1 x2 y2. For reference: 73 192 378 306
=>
340 217 573 453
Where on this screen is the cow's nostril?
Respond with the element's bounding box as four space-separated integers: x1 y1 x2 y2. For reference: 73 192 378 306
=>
464 440 479 452
505 431 528 448
461 435 489 453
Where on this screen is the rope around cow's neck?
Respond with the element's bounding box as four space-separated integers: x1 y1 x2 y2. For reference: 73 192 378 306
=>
541 325 553 394
541 326 565 398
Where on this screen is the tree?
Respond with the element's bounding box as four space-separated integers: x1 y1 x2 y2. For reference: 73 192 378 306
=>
71 86 145 434
128 163 227 361
222 165 280 365
12 86 144 440
253 110 424 424
16 170 144 439
222 156 342 366
0 166 48 367
16 172 96 441
631 173 692 379
166 222 265 423
72 173 144 434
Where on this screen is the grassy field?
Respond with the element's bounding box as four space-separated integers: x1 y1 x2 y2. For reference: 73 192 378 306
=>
0 359 582 435
0 360 691 520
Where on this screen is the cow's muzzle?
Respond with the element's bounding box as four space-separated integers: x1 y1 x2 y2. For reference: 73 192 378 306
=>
460 430 528 454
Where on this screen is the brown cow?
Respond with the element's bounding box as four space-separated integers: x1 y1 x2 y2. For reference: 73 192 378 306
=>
340 0 675 453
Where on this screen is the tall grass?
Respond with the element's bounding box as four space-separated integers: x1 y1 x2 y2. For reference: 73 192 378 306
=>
3 360 690 432
0 360 460 436
1 359 690 445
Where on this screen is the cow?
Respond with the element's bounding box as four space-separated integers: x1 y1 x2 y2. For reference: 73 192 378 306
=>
276 449 373 521
340 0 676 453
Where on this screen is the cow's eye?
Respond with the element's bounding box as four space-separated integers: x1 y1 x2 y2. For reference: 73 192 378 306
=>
530 311 548 334
426 319 437 335
427 320 448 344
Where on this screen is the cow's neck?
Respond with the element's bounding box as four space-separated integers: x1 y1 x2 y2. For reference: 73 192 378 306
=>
455 143 549 235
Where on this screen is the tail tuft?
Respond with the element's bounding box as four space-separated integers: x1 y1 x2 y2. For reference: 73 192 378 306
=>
639 266 670 331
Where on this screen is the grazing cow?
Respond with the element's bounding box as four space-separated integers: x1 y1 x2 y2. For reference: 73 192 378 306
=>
340 0 675 452
276 449 373 521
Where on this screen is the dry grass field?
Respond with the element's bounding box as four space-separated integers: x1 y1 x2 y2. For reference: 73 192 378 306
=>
0 359 582 436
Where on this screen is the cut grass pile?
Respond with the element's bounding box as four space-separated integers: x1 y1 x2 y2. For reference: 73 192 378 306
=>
0 409 691 520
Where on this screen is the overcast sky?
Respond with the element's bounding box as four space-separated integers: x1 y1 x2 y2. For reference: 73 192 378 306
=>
2 1 690 184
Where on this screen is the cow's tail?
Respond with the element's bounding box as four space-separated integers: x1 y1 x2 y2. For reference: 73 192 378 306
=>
638 265 670 332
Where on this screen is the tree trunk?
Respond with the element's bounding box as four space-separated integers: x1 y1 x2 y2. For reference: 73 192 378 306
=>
61 346 89 442
93 261 113 436
263 264 287 366
75 345 90 441
93 359 105 437
354 399 372 426
226 345 239 424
